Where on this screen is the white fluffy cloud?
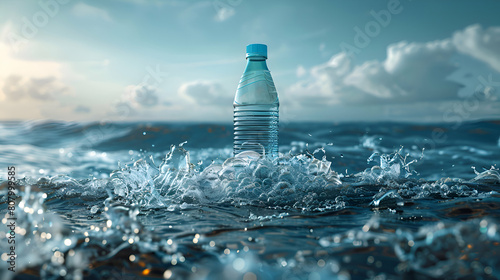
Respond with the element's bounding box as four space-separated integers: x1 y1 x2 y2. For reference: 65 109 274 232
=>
214 6 235 22
345 40 462 103
110 85 160 118
212 0 240 21
288 24 500 107
288 52 368 105
110 84 161 119
0 38 71 104
453 24 500 73
178 81 227 105
123 84 159 107
2 75 70 101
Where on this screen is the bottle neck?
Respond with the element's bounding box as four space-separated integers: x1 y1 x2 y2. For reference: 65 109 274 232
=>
244 56 269 72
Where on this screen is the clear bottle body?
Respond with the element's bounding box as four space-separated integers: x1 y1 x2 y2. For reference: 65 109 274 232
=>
233 104 279 157
233 56 279 158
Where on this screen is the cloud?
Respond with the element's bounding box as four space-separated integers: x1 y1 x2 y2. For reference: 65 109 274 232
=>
345 40 463 103
110 84 160 118
178 81 228 105
72 3 112 22
214 5 235 22
2 75 70 101
0 38 64 78
296 65 306 77
287 52 375 106
452 24 500 73
212 0 240 21
74 105 91 113
287 25 500 106
0 40 73 121
123 84 159 107
112 100 137 118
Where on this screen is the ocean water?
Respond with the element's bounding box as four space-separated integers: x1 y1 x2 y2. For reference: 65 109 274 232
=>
0 120 499 280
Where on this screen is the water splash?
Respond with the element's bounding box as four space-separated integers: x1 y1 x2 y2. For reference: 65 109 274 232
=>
1 127 499 280
0 187 78 279
471 166 500 185
106 144 341 209
395 219 500 278
0 184 183 279
358 147 423 183
319 217 500 279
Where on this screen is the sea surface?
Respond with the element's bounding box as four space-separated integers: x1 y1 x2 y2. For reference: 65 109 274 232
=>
0 120 499 280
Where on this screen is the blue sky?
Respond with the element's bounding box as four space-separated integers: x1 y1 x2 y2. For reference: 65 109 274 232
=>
0 0 499 123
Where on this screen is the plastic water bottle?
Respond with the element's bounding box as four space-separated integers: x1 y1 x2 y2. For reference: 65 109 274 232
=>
233 44 279 158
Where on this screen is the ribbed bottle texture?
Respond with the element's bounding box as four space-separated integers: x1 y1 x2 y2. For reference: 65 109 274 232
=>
233 44 279 158
233 104 279 157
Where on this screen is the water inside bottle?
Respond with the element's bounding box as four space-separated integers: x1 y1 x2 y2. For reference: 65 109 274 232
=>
233 104 279 157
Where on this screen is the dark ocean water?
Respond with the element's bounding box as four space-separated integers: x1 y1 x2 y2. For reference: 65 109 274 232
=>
0 120 499 280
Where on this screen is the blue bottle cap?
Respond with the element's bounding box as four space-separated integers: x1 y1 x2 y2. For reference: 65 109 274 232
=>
246 44 267 59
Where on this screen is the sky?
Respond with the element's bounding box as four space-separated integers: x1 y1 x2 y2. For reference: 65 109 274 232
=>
0 0 500 123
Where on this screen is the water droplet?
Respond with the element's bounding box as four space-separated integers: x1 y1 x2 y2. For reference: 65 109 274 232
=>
233 258 245 271
163 269 173 279
243 272 257 280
